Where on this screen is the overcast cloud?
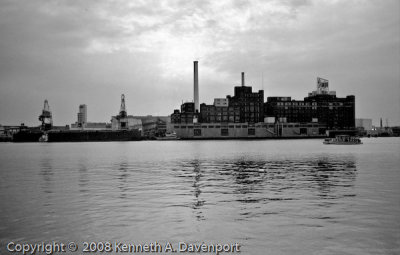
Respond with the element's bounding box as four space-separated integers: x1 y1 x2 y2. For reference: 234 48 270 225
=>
0 0 399 126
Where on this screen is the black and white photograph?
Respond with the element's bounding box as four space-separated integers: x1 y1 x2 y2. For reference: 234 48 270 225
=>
0 0 399 254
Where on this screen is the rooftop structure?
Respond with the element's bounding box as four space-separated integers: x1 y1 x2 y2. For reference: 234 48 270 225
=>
308 77 336 97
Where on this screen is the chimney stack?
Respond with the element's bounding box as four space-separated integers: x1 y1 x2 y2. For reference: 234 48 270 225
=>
194 61 199 113
241 72 245 87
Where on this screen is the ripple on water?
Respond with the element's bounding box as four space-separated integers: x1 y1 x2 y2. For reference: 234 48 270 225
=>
0 139 399 254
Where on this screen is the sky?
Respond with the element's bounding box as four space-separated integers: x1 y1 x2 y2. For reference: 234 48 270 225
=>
0 0 399 127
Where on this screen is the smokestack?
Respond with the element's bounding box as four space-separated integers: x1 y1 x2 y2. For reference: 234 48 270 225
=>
194 61 199 113
241 72 245 87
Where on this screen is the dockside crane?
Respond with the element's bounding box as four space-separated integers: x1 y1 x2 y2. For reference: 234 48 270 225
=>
38 99 53 131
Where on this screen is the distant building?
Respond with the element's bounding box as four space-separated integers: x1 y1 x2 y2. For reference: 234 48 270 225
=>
1 124 29 135
77 104 87 127
71 104 111 130
170 62 355 139
171 102 196 124
199 102 239 123
197 73 263 124
214 98 229 107
356 119 372 131
227 83 264 123
265 78 355 130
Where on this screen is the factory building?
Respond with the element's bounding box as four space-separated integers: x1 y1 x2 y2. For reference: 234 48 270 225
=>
171 102 196 124
227 72 264 123
264 78 355 130
170 62 356 139
197 72 263 124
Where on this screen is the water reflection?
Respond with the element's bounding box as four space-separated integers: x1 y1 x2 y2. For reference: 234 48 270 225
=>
40 157 54 195
191 160 205 220
226 157 356 195
177 155 357 220
311 157 357 199
78 158 89 193
116 161 129 199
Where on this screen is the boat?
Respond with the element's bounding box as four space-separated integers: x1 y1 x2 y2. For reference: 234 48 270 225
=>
38 133 48 142
323 135 362 145
155 132 180 140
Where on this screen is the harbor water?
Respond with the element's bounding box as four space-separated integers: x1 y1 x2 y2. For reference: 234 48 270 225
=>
0 138 399 254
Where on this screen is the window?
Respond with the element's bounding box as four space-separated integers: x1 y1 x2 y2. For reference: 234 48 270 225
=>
194 129 202 136
248 128 255 135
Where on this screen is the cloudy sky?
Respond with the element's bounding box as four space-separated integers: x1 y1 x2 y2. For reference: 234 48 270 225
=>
0 0 399 126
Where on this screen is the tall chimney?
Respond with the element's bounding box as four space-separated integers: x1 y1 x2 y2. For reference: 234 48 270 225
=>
194 61 199 113
241 72 245 87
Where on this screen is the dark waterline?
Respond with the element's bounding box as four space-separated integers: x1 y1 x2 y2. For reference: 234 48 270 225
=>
0 138 399 254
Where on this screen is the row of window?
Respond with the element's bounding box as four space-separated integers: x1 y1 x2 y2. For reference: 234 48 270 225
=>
174 125 258 129
193 128 257 136
274 102 347 106
174 124 321 129
275 102 314 106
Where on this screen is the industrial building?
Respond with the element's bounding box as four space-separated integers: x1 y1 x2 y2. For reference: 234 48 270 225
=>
265 78 355 130
171 62 356 139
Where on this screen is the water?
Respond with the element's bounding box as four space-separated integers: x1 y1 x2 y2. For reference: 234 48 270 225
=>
0 138 399 254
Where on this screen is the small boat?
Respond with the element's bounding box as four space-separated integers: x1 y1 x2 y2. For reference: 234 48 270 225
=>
323 135 362 145
156 132 180 140
38 133 48 142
